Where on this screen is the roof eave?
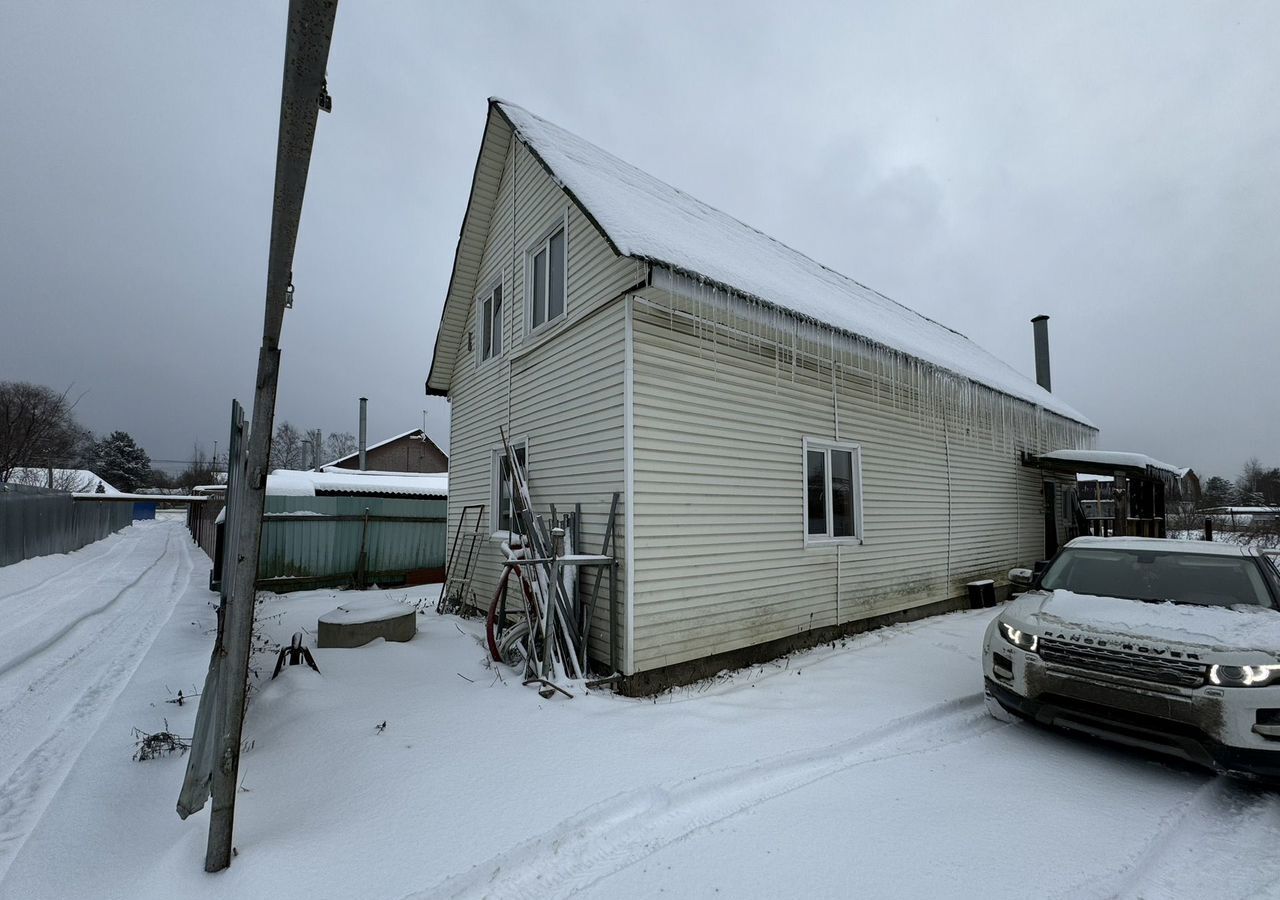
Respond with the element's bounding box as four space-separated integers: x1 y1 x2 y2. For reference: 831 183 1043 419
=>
425 103 513 397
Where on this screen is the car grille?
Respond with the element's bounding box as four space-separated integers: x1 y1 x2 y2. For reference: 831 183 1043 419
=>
1039 637 1206 688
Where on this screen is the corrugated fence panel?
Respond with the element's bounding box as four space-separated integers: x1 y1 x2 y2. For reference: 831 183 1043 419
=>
0 484 132 567
256 495 447 586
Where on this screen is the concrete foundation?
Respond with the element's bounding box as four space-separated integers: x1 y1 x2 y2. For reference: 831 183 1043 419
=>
614 587 1005 696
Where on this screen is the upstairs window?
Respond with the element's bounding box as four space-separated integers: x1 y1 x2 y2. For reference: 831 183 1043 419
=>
803 438 863 545
477 284 502 363
527 218 567 333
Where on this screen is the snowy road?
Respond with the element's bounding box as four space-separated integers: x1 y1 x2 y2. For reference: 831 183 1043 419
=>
0 521 200 886
4 530 1280 899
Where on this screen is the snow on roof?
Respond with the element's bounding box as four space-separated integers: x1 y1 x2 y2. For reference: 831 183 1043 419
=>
1075 473 1115 483
71 492 206 501
495 99 1092 427
1205 506 1280 515
266 469 448 499
5 468 120 493
1038 449 1190 478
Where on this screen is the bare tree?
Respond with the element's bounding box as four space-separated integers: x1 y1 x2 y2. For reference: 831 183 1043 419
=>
175 444 216 492
0 382 90 482
1237 457 1280 507
325 431 357 462
269 422 305 470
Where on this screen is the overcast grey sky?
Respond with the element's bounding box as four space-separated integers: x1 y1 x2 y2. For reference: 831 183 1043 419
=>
1 2 1276 477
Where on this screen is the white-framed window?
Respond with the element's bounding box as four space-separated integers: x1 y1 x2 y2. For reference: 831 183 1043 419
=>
491 438 528 535
803 437 863 546
476 283 503 364
525 213 567 333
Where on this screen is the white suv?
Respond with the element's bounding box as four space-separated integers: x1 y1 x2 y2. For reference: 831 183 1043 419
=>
983 537 1280 776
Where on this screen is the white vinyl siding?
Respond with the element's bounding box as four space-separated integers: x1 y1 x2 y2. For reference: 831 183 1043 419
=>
444 133 644 667
628 288 1095 673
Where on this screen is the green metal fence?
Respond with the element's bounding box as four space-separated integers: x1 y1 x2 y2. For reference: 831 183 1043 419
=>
256 495 447 590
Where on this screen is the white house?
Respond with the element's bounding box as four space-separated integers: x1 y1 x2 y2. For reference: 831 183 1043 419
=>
425 99 1096 688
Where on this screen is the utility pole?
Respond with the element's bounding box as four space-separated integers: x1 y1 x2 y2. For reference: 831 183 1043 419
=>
182 0 337 873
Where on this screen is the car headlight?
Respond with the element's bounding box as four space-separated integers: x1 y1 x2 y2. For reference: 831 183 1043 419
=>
1208 664 1280 687
999 621 1039 654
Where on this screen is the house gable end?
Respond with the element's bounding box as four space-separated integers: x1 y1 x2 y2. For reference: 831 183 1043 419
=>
426 100 633 397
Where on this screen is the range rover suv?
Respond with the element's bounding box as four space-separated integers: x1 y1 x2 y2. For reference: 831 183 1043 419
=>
983 537 1280 776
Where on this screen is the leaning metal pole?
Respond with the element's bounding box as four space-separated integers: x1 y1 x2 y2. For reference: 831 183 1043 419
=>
204 0 337 872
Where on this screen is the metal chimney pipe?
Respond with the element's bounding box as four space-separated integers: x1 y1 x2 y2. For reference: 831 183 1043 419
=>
358 397 368 471
1031 315 1052 392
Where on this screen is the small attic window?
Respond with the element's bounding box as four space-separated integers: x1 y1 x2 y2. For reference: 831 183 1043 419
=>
527 214 567 333
477 283 502 363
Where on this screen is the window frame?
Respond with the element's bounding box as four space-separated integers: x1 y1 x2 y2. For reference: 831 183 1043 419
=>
524 210 569 336
490 437 529 536
475 280 504 367
802 436 864 547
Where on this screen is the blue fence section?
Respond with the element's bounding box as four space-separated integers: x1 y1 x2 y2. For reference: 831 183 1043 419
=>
0 483 133 567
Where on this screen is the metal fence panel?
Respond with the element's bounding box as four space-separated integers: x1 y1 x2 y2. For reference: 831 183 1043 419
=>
256 495 446 586
0 483 133 567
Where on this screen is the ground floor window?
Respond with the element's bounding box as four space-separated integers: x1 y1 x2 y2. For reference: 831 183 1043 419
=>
492 440 527 534
803 437 863 545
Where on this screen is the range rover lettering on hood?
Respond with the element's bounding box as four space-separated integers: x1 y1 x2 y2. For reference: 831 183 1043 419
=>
1040 630 1202 661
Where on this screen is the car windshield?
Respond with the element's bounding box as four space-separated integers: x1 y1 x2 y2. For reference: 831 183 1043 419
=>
1039 547 1274 608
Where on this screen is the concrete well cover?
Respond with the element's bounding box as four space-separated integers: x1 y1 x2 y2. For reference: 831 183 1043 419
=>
318 598 417 648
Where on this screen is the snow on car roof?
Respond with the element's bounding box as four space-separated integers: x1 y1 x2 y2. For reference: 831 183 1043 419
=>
1065 536 1254 558
494 99 1092 428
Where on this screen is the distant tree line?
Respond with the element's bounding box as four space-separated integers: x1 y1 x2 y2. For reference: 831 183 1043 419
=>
0 381 360 495
0 382 152 492
1198 457 1280 509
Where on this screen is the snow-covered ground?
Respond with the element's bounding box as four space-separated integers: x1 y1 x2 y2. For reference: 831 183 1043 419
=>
4 520 1280 899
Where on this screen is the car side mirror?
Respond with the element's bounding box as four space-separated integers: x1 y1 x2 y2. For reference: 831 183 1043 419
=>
1008 568 1034 589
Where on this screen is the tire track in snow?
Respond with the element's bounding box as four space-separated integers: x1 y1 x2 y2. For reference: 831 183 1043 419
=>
409 693 1004 900
1054 776 1280 900
0 531 172 680
0 537 146 650
0 530 126 604
0 525 193 886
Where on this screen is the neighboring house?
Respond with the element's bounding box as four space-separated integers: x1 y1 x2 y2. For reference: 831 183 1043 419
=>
325 429 449 474
424 99 1097 687
4 467 119 494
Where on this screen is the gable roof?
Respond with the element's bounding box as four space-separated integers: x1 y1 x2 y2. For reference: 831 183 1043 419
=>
427 99 1092 428
321 428 446 469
